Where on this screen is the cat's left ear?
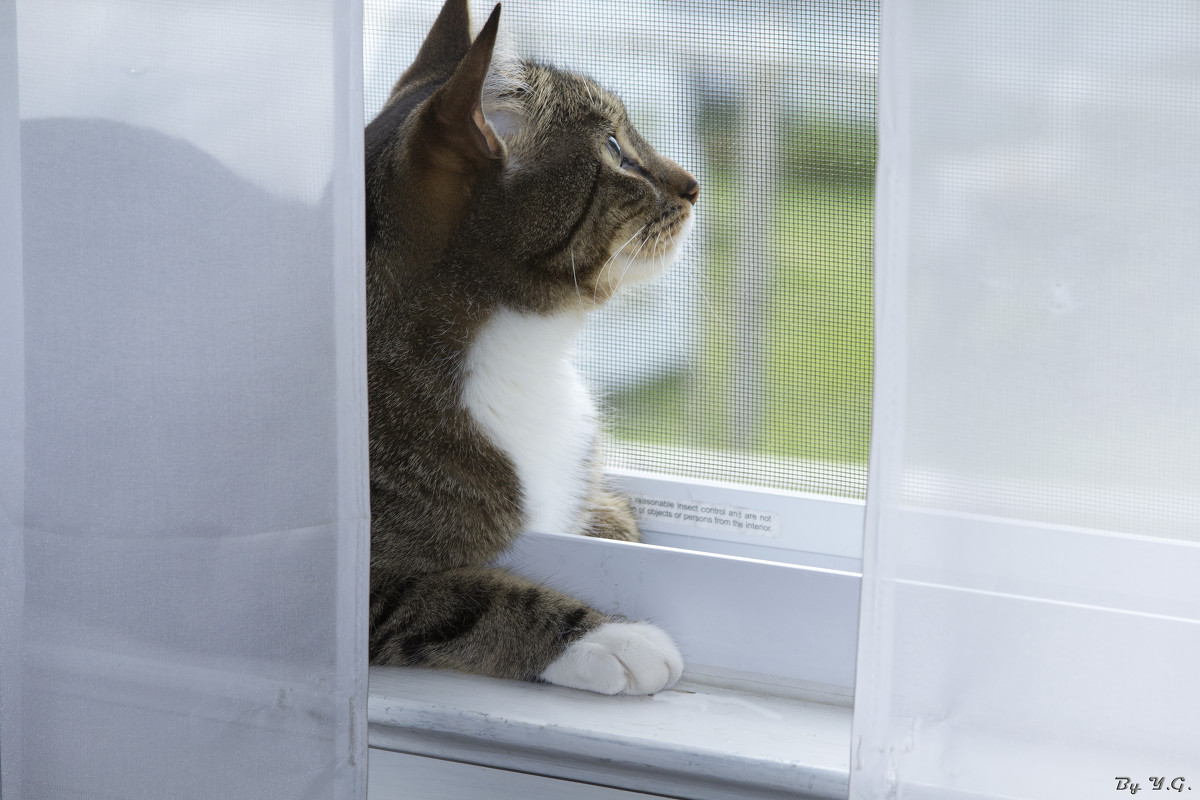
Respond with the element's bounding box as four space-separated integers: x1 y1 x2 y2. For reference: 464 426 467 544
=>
427 3 504 163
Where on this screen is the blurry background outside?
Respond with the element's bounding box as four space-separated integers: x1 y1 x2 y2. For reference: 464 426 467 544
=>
364 0 877 500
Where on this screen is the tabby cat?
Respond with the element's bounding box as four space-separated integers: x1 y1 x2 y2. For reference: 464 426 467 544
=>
365 0 698 695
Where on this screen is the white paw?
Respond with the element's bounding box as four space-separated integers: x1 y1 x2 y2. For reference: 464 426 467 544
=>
539 622 684 695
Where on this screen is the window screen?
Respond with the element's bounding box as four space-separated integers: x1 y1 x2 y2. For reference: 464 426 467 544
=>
365 0 877 499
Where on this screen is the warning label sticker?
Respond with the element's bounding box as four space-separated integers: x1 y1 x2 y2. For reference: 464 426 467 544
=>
627 493 780 539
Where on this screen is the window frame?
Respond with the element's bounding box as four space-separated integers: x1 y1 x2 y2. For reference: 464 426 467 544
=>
362 0 873 793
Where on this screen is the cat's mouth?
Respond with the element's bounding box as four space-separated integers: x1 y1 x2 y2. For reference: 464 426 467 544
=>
594 209 694 297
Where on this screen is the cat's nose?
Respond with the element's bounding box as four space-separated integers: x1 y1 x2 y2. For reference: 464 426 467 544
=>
679 176 699 205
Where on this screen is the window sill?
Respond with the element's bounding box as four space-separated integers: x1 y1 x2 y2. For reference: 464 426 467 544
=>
367 666 852 800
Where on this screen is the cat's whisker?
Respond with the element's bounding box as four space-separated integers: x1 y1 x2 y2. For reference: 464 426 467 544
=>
571 247 582 306
692 257 731 334
612 239 647 291
614 231 653 289
595 225 646 303
606 226 646 270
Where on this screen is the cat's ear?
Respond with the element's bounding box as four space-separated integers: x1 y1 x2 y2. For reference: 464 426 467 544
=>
425 4 505 164
396 0 474 92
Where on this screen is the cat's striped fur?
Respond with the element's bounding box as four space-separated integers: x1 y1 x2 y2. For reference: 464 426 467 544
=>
365 0 698 694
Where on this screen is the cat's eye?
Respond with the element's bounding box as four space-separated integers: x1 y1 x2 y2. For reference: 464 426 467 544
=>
605 135 622 165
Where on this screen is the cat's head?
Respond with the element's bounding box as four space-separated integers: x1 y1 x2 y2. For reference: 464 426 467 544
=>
366 0 698 313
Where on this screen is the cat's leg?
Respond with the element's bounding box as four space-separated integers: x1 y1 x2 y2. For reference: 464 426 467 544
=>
370 566 682 695
581 486 641 542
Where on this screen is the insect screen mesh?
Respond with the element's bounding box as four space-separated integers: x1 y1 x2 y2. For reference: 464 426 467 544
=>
365 0 876 499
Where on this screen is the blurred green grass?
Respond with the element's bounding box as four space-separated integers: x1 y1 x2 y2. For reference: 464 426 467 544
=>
607 116 875 491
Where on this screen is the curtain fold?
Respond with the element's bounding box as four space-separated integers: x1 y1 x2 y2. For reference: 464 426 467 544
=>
853 1 1200 797
1 1 367 797
1 0 27 794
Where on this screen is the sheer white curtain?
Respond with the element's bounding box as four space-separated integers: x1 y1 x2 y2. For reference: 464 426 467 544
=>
854 1 1200 797
1 1 368 798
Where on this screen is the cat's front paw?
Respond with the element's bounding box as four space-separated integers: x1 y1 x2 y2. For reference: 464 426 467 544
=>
539 621 683 695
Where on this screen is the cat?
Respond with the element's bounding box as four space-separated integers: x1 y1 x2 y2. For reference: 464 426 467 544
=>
364 0 699 695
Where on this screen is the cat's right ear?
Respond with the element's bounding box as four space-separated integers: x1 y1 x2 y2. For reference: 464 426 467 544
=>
419 4 505 166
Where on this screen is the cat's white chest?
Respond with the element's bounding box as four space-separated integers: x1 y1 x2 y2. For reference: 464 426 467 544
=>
462 308 596 535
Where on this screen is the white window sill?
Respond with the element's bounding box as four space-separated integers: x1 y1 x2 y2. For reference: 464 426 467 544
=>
367 666 852 800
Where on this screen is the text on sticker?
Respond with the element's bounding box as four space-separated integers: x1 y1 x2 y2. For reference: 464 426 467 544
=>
628 494 780 538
